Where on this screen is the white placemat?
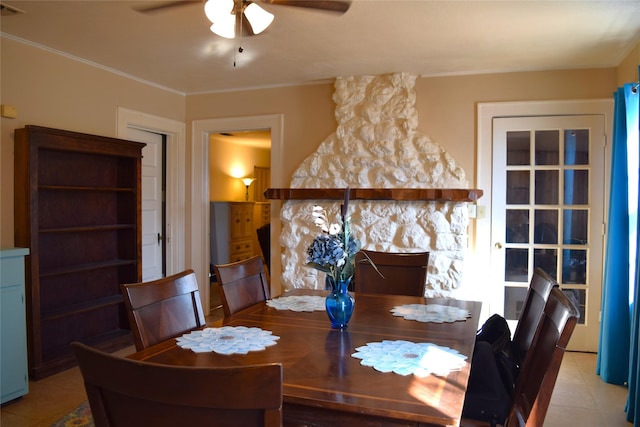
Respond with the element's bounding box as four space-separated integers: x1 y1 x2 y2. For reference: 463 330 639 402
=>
176 326 279 354
352 340 467 377
391 303 471 323
266 295 326 312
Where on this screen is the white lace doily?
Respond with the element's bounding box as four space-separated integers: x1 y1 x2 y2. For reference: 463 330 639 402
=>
391 304 471 323
352 340 467 377
266 295 326 312
176 326 279 354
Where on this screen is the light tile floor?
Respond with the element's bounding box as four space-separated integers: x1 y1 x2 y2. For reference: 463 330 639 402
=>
545 352 632 427
0 350 632 426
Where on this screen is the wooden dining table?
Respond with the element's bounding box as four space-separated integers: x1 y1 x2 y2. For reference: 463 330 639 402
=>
128 289 481 427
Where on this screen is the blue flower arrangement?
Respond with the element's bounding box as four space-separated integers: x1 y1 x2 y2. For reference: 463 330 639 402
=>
306 188 360 284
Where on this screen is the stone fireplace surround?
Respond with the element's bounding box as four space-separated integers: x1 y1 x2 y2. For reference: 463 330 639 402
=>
274 73 475 297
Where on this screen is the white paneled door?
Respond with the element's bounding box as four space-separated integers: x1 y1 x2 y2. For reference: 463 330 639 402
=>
491 115 606 352
126 128 165 282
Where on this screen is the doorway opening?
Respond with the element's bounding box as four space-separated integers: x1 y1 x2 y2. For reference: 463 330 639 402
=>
191 114 284 313
208 129 272 316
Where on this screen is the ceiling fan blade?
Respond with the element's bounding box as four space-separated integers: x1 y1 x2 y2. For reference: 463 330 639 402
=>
260 0 350 13
134 1 203 14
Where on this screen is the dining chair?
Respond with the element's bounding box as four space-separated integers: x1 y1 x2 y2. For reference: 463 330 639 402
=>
505 286 579 427
508 268 558 368
461 286 579 427
120 269 206 351
72 342 283 427
214 255 271 317
462 268 558 423
354 249 429 296
256 223 271 271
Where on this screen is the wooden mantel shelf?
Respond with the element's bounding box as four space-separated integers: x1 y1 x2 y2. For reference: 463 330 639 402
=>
264 188 483 202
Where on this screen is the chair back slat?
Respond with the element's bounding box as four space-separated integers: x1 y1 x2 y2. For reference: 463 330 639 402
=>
121 269 205 351
72 342 283 427
354 250 429 296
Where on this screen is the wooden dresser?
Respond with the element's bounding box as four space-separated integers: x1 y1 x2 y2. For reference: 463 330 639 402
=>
210 202 270 266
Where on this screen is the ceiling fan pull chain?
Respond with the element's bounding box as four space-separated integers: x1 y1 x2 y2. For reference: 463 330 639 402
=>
234 41 237 67
234 43 244 67
234 7 245 67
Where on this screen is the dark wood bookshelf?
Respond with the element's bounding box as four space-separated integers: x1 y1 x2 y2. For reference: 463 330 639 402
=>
14 125 144 379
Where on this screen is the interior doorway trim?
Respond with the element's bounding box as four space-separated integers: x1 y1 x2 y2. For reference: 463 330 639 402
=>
192 114 284 312
474 99 613 309
117 107 187 275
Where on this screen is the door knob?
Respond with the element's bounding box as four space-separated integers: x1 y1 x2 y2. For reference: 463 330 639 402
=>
494 242 503 249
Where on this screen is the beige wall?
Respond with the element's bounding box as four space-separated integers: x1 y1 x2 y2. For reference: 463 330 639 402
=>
185 68 620 295
1 37 185 248
415 68 618 182
616 42 640 85
2 34 638 270
208 136 270 201
187 68 617 196
187 84 337 189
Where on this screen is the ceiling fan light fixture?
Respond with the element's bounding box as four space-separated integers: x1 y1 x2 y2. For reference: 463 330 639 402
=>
205 0 236 38
243 2 274 35
210 21 236 39
204 0 234 23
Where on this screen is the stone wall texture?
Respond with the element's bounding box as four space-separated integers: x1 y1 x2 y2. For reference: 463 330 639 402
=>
280 73 470 296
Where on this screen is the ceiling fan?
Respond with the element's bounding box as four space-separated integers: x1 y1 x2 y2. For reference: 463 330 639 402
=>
135 0 351 39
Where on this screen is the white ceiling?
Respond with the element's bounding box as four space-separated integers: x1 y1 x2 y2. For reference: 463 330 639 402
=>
1 0 639 95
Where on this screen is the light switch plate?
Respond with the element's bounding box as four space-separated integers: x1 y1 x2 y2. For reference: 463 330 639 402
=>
1 105 17 119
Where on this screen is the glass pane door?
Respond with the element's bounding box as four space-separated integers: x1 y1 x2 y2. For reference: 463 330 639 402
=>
492 115 605 351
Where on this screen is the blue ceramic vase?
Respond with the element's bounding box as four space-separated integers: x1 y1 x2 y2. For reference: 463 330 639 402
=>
325 277 355 329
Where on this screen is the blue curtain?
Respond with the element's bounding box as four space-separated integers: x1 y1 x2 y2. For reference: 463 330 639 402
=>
628 78 639 426
597 87 631 383
597 68 639 425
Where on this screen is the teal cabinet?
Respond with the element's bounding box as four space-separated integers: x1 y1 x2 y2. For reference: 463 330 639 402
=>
1 248 29 403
